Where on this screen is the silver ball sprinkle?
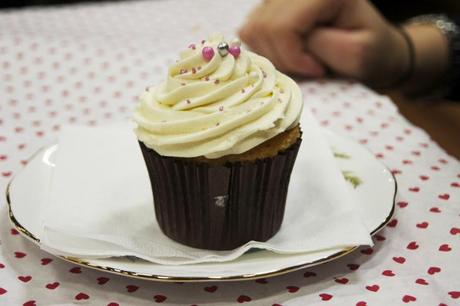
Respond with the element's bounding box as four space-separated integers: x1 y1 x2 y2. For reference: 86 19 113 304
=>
217 42 229 56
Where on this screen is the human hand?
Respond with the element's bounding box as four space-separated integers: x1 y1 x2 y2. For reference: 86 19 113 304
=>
239 0 409 87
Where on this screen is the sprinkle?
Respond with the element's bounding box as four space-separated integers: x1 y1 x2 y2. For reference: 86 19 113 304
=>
214 79 220 85
280 88 285 94
145 87 150 91
180 68 188 74
181 83 186 86
216 122 220 126
201 40 206 44
202 47 214 62
186 99 191 104
263 71 267 78
192 67 196 74
197 66 202 70
241 88 245 93
228 46 241 58
219 106 224 111
188 43 196 50
205 76 210 81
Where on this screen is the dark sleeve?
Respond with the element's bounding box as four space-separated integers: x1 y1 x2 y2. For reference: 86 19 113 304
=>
446 18 460 100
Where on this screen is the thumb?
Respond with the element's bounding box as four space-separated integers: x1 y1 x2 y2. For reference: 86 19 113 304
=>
305 28 370 79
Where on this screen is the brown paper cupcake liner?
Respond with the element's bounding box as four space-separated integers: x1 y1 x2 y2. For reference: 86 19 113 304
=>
139 139 301 250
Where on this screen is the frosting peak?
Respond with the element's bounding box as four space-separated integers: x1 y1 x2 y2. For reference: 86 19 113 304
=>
134 35 303 158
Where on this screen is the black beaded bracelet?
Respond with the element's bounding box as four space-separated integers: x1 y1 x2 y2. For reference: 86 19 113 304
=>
387 27 416 89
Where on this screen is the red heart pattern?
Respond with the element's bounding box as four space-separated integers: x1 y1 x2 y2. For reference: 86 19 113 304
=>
14 251 26 258
428 267 441 275
126 285 139 293
347 264 360 270
402 295 416 303
335 278 349 284
303 271 317 277
69 267 81 274
407 241 419 250
438 194 450 200
40 258 53 265
382 270 395 277
153 295 167 303
415 279 428 285
439 244 452 252
451 227 460 235
319 293 333 301
204 285 218 293
45 281 59 289
97 277 110 285
416 222 428 229
237 295 251 303
18 275 32 283
360 248 373 255
75 292 90 300
449 291 460 299
286 286 299 293
365 285 380 292
255 278 268 284
23 301 36 306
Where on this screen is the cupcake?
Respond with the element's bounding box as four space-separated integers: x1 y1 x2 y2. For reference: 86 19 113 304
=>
134 35 303 250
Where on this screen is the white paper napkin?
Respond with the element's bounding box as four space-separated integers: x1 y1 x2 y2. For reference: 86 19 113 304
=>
41 108 372 265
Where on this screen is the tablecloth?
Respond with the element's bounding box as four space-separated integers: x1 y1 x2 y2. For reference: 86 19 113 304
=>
0 0 459 305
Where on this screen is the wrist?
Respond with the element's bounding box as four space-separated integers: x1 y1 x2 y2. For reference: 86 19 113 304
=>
399 23 450 96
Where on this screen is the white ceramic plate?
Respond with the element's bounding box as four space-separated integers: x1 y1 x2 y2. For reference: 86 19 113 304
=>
7 130 396 282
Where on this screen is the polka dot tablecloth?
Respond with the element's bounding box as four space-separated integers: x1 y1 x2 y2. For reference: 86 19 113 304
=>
1 0 459 305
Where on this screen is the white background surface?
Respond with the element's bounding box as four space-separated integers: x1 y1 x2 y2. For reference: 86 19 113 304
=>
0 0 459 305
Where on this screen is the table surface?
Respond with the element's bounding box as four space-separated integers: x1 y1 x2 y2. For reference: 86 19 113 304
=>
0 1 459 305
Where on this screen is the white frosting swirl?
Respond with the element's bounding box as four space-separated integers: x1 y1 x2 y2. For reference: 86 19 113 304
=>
134 35 303 158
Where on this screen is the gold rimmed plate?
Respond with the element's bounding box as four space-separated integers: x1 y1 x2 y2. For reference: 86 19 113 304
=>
6 130 396 282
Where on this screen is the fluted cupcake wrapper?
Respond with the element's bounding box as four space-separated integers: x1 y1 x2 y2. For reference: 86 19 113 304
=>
139 139 301 250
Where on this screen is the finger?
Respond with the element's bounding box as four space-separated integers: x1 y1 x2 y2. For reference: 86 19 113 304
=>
239 4 288 70
271 30 325 77
306 27 369 78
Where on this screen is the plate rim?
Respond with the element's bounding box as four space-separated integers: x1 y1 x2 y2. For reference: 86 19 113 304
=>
6 140 397 282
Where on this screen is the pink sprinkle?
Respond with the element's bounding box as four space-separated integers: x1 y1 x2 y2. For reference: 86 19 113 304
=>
219 106 224 111
202 47 214 62
229 46 241 58
214 79 220 85
188 44 196 50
